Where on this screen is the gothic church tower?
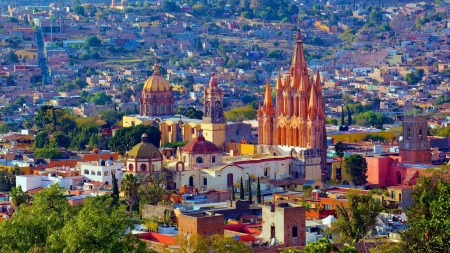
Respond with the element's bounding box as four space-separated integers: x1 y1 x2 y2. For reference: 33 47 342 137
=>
257 29 327 176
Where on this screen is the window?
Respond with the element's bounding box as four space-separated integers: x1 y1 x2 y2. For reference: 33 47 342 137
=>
128 164 134 171
84 169 89 175
292 226 298 238
183 156 186 163
104 171 109 176
324 204 333 210
212 156 216 163
153 105 157 113
391 191 396 199
140 164 147 171
196 157 203 163
203 178 207 186
91 170 95 175
153 95 156 99
160 104 164 113
97 171 101 176
264 168 268 177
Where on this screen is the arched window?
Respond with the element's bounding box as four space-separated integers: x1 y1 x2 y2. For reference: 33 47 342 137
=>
91 170 95 175
128 164 134 171
264 168 269 177
407 127 411 140
189 176 194 186
97 171 101 176
212 156 216 163
160 104 164 113
140 164 147 171
227 173 233 187
104 171 109 176
153 95 156 99
397 171 402 184
196 157 203 164
153 105 157 113
419 129 422 139
84 169 89 175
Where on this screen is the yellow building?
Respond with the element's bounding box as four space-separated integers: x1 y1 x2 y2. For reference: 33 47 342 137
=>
15 49 38 61
328 131 394 144
0 161 32 175
122 73 227 148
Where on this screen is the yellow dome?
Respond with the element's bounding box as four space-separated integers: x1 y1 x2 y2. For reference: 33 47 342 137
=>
143 64 171 92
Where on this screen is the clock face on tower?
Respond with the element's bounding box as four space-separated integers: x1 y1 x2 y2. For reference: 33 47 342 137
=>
405 142 410 148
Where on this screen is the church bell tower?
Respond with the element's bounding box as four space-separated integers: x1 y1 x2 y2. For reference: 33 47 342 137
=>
398 115 431 164
201 74 226 149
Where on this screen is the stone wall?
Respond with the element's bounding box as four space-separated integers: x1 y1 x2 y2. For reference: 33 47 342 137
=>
141 205 174 220
226 122 254 143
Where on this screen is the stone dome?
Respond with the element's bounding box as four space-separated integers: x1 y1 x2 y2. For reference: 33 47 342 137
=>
143 64 171 92
127 134 163 159
182 130 221 154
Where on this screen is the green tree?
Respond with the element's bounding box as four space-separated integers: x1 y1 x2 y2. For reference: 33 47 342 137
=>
330 190 382 243
224 106 257 122
88 133 98 150
84 35 102 48
231 182 236 201
209 234 253 252
108 125 161 155
34 148 64 159
10 185 29 209
137 168 173 207
256 176 261 204
121 174 139 219
0 122 18 134
112 171 119 198
326 118 338 125
0 166 19 192
90 92 111 105
335 141 347 172
343 154 368 186
74 5 85 16
52 132 71 148
340 29 356 43
341 109 345 126
6 51 19 63
434 94 450 106
239 177 244 200
401 166 450 252
34 131 50 148
282 238 358 252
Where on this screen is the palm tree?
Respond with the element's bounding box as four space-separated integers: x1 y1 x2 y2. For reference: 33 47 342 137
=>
335 141 347 174
120 173 139 220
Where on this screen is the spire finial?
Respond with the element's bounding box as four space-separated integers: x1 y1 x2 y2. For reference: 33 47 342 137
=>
296 28 303 42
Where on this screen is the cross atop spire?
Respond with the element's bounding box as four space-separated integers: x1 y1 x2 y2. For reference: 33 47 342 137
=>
296 28 303 43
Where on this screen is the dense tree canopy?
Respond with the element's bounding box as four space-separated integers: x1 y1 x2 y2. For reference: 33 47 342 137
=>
109 125 161 155
401 166 450 252
0 184 153 252
224 106 257 122
174 106 204 120
330 190 382 243
343 154 368 186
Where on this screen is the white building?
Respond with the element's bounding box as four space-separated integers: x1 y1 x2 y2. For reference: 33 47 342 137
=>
80 158 124 186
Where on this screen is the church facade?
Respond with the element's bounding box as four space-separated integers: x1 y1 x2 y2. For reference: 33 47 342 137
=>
258 30 327 182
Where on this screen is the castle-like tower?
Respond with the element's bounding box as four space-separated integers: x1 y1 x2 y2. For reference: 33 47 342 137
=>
258 29 327 173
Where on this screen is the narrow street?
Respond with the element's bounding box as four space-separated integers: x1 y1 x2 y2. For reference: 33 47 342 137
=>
35 28 49 84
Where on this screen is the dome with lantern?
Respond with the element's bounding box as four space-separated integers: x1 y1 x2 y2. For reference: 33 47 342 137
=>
179 128 222 168
143 63 171 92
125 133 163 173
139 63 174 117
